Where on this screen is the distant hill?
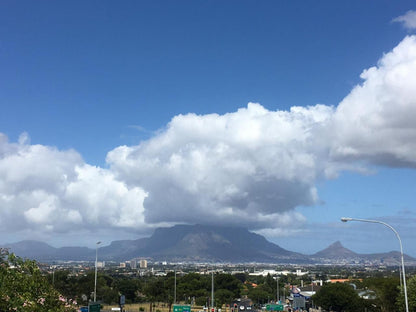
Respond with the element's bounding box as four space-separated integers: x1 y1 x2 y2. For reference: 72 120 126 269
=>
312 241 357 259
3 240 94 261
2 225 416 265
311 241 416 266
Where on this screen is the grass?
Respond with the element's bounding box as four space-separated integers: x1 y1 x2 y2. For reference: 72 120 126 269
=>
101 303 212 312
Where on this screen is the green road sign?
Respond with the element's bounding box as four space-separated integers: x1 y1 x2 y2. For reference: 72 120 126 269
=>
173 305 191 312
89 303 101 312
265 304 283 311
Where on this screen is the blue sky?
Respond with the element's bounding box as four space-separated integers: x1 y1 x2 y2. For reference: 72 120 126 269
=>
1 1 416 257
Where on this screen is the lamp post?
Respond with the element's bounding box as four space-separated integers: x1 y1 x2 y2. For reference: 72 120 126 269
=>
276 276 280 303
94 241 101 302
341 217 408 312
211 271 214 311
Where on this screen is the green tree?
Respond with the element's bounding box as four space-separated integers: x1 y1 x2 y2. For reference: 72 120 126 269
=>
234 273 248 284
215 273 241 299
215 289 235 307
312 282 362 312
247 287 271 305
363 277 400 312
143 276 169 312
48 270 78 299
0 249 76 311
115 278 141 303
397 275 416 312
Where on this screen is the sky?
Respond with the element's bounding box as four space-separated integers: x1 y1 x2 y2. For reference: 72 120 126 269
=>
1 1 416 257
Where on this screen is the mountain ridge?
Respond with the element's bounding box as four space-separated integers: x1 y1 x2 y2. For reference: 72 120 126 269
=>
2 225 415 265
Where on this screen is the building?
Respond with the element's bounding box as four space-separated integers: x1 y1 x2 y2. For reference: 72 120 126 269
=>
130 259 137 269
139 259 147 268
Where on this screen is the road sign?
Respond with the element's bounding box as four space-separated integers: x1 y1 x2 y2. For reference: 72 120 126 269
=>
265 304 283 311
89 303 101 312
173 305 191 312
120 295 126 306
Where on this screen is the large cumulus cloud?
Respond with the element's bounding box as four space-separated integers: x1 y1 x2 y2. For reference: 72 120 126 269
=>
331 36 416 167
2 35 416 242
107 103 333 229
0 133 148 236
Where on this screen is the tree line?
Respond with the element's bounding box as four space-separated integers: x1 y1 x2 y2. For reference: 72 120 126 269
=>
1 249 415 312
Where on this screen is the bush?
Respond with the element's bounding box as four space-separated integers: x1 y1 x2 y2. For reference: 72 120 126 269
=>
0 248 77 311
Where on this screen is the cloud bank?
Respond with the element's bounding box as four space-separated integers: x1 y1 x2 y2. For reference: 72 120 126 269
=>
1 36 416 242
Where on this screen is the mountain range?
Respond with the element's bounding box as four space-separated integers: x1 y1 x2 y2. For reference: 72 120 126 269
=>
3 224 415 265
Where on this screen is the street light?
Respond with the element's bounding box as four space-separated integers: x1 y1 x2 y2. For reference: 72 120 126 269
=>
211 271 214 311
340 217 408 312
94 241 101 302
276 276 280 303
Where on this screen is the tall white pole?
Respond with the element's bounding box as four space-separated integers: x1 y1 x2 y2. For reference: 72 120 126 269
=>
341 217 409 312
94 241 101 302
276 276 279 303
212 271 214 310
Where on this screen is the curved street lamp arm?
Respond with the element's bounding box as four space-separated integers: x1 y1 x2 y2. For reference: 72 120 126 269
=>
340 217 409 312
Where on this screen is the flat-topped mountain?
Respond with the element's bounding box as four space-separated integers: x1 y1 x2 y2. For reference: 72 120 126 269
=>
3 225 415 265
99 224 308 263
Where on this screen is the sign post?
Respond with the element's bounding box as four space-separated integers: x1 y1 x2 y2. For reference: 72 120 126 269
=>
173 305 192 312
265 304 283 311
119 295 126 312
89 303 101 312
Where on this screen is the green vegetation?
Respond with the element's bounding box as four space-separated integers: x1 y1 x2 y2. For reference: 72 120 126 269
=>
0 249 76 311
312 282 363 312
1 251 415 312
397 275 416 312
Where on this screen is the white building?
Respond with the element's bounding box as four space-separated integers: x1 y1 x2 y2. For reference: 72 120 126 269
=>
140 259 148 268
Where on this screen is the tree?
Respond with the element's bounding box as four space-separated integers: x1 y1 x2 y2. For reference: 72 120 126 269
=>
234 273 248 284
115 278 141 303
312 282 362 312
0 249 76 311
247 287 271 305
215 289 235 307
48 269 78 299
397 275 416 312
143 276 169 312
215 273 241 299
363 277 400 312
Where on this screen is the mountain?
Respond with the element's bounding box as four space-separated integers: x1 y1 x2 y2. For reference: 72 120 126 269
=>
312 241 357 259
2 226 416 265
311 241 416 266
3 240 94 261
3 240 56 259
99 224 309 263
2 225 308 263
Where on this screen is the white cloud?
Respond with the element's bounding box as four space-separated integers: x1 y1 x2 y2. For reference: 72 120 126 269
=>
2 35 416 244
393 10 416 30
107 103 334 230
331 35 416 167
0 134 148 237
